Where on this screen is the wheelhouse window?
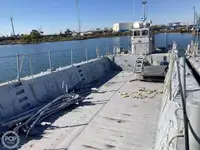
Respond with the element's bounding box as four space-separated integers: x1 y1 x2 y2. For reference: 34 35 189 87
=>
134 30 140 36
142 30 148 36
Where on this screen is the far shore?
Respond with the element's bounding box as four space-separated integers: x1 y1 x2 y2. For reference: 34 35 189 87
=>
0 30 194 46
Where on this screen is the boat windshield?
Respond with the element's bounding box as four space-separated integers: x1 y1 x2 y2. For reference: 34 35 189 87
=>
134 30 141 36
142 30 148 36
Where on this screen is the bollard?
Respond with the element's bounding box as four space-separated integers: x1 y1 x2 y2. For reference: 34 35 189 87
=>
188 101 200 150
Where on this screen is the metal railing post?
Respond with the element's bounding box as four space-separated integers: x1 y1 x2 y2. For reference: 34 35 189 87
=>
105 46 107 56
71 49 73 65
28 54 34 82
96 47 99 58
48 51 52 72
108 46 110 55
106 46 110 56
16 54 20 81
85 48 88 61
128 37 130 51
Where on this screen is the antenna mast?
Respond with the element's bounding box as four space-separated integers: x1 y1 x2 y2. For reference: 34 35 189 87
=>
142 0 147 22
193 6 196 25
76 0 81 33
10 16 15 37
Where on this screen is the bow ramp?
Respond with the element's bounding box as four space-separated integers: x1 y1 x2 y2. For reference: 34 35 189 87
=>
19 71 163 150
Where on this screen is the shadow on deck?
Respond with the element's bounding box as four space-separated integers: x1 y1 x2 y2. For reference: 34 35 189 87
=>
0 70 121 150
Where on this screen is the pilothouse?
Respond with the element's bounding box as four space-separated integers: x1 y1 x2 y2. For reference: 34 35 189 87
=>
131 20 155 55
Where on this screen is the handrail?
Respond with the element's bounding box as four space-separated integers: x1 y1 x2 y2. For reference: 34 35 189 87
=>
19 54 34 82
0 55 17 59
163 42 176 94
0 45 122 84
158 45 185 150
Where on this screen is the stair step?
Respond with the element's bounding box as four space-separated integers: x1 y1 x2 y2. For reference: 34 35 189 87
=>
135 57 145 73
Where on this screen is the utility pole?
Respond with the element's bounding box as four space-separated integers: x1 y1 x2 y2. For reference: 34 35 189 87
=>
10 16 15 37
76 0 81 33
142 0 147 22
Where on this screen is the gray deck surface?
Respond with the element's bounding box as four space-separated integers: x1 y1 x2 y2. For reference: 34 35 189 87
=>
20 72 163 150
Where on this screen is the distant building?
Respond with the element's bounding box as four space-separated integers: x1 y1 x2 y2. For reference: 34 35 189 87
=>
168 22 181 27
72 32 78 37
81 31 94 36
113 23 133 32
104 27 110 31
95 28 101 31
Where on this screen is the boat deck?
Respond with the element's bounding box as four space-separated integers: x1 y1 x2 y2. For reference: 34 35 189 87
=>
19 71 163 150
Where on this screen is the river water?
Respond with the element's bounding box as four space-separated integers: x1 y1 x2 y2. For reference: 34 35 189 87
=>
0 33 197 83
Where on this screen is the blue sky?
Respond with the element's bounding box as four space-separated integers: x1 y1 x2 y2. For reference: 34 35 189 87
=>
0 0 199 35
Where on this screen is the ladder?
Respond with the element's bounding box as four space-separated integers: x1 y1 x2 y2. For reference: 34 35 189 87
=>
135 57 144 73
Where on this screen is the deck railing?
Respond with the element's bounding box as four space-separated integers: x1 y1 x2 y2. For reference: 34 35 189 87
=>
0 46 115 84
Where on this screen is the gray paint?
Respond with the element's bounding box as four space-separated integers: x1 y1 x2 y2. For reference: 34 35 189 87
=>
1 49 200 150
0 57 113 127
155 56 200 150
18 72 163 150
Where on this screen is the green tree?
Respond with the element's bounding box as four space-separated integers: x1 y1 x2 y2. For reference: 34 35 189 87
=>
22 34 31 43
30 29 41 41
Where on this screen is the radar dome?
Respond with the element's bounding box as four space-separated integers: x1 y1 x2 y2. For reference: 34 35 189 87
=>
133 22 144 29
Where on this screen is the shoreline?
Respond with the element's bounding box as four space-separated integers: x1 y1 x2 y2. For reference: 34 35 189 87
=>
0 30 193 46
0 32 131 46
